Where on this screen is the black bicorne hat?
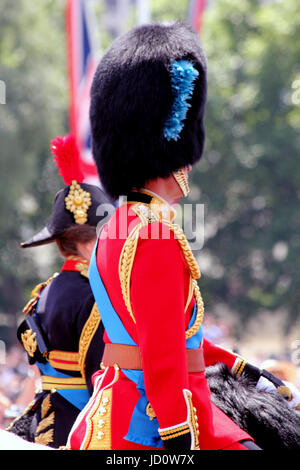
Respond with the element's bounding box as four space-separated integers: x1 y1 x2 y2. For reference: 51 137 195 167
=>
90 21 207 200
21 135 111 248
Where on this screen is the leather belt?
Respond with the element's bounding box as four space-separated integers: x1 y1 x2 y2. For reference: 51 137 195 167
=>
102 343 205 372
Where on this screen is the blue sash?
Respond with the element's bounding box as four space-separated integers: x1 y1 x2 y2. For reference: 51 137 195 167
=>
89 236 203 447
36 360 90 410
34 295 90 411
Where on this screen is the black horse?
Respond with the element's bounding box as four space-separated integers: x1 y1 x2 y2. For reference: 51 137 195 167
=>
206 363 300 450
7 363 300 450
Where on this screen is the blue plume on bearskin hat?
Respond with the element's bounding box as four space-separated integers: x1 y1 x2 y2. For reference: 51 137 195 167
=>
90 21 207 199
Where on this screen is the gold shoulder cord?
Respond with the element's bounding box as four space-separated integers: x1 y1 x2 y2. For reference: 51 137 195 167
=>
118 204 205 339
165 221 204 340
78 303 101 378
118 221 144 324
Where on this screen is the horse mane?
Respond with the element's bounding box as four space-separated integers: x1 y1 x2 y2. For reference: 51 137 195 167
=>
206 363 300 450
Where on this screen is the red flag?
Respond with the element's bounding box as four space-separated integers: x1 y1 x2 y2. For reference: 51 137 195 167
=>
188 0 207 34
66 0 99 184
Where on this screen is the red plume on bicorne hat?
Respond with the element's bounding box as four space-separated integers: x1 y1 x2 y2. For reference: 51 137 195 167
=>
50 134 84 185
20 134 111 249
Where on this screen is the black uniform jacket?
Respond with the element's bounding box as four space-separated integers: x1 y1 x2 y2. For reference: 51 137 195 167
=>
9 256 105 448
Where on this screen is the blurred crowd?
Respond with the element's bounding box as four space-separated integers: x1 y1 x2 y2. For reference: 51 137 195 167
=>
0 317 299 430
202 315 300 388
0 345 40 430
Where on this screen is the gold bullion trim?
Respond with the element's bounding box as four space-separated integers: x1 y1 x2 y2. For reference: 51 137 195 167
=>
41 394 52 419
184 389 200 450
82 365 119 450
159 423 190 438
35 428 54 446
21 329 37 357
48 350 81 372
146 402 156 421
233 359 247 377
76 262 89 278
34 395 54 447
65 180 92 225
118 203 205 339
41 375 87 391
173 168 190 197
118 220 143 324
36 411 55 434
78 302 101 379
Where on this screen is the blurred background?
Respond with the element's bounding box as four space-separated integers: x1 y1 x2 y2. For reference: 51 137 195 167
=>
0 0 299 426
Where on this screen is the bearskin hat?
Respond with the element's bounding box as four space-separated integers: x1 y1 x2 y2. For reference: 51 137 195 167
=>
90 21 207 199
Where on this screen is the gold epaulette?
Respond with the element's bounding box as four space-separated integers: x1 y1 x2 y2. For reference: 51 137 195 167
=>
65 255 89 278
22 273 59 316
77 263 89 278
118 203 205 339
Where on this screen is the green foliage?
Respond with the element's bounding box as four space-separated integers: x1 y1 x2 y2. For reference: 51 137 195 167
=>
151 0 188 22
0 0 68 340
189 0 300 334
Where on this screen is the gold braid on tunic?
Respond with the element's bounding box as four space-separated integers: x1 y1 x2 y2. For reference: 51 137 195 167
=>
118 202 204 339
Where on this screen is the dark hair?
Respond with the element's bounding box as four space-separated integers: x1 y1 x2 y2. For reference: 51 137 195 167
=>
55 224 97 257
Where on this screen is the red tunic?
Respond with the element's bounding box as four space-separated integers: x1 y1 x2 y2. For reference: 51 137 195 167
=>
68 197 251 450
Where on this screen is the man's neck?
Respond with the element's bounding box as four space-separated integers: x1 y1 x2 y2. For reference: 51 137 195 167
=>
143 179 181 206
141 188 173 207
